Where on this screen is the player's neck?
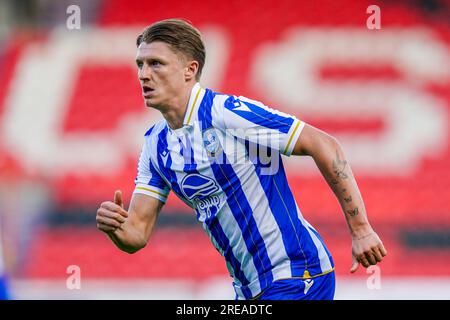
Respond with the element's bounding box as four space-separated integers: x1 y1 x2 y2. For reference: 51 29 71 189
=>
161 83 195 130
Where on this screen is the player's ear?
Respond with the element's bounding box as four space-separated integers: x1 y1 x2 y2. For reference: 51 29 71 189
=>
185 60 199 81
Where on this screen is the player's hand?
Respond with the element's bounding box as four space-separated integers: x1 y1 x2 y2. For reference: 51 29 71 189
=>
96 190 129 234
350 228 387 273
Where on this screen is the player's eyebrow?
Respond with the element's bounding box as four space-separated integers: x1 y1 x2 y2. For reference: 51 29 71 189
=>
135 56 166 65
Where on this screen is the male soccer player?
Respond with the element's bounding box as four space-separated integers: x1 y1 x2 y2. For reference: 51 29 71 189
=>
96 19 387 300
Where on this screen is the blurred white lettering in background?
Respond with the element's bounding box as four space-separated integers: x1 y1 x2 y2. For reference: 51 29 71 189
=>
0 27 448 177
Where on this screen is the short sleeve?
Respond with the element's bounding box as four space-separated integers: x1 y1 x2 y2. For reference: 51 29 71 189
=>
223 96 305 156
133 137 170 203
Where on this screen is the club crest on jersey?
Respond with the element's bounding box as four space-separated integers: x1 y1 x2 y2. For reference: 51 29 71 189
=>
180 173 221 221
181 173 219 200
202 127 222 157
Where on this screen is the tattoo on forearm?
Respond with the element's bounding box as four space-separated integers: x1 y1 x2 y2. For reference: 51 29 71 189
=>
332 151 348 180
346 208 359 217
344 195 352 203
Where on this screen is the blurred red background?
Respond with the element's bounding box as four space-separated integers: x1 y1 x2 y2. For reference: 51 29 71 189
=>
0 0 449 298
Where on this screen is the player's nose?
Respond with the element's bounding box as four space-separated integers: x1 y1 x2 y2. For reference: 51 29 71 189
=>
138 64 151 81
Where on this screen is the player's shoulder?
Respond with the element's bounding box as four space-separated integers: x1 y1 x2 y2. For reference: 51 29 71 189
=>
233 94 266 108
208 88 263 110
207 88 241 111
143 120 167 138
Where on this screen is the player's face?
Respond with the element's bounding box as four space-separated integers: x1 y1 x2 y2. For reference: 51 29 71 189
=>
135 41 188 109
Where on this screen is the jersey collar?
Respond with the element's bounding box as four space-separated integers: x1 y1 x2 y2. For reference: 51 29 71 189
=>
183 82 204 127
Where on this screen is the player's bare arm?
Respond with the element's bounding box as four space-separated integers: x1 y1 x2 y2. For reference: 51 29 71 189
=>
292 123 387 272
96 191 164 253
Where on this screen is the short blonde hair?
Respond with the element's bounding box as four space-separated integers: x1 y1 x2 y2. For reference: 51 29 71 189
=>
136 18 206 80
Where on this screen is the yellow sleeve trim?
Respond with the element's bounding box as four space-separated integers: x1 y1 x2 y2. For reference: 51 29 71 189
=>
135 186 168 199
283 120 301 155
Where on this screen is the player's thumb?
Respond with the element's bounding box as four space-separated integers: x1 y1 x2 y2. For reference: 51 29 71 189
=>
350 255 359 273
114 190 124 208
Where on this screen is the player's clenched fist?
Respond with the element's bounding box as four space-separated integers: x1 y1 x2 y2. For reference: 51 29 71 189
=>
96 190 129 233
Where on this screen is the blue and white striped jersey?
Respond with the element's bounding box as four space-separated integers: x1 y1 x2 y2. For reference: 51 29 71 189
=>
134 83 334 299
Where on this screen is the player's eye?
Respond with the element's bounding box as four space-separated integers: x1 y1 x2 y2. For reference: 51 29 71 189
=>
136 61 143 69
151 60 161 67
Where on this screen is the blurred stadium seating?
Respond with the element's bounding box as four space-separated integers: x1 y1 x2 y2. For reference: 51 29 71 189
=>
0 0 449 299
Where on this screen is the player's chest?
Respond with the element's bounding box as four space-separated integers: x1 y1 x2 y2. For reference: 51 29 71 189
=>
155 125 248 190
158 129 211 172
